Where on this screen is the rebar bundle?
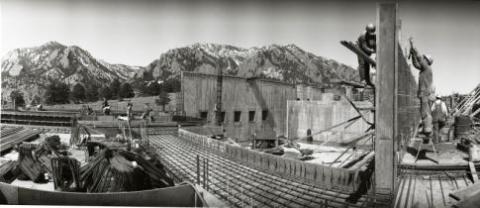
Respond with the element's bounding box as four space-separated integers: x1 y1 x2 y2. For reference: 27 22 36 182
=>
17 143 45 182
80 148 174 193
51 157 81 191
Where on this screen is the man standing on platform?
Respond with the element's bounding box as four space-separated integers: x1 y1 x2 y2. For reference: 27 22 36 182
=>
409 37 435 141
431 96 448 143
356 23 376 87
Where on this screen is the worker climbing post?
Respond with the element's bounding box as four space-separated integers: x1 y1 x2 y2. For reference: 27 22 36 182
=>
431 96 448 143
409 37 435 142
356 23 377 87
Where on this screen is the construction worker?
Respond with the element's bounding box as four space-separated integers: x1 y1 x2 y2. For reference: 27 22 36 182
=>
103 104 111 115
431 96 448 143
356 23 376 86
126 103 133 120
102 97 109 109
141 103 153 123
409 37 434 140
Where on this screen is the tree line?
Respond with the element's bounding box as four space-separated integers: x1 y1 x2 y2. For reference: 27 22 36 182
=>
9 78 180 106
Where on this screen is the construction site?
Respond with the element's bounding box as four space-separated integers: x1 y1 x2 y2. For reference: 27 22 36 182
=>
1 2 480 208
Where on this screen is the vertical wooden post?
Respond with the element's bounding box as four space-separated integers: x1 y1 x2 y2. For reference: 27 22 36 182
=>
375 3 398 202
203 157 207 188
196 155 200 185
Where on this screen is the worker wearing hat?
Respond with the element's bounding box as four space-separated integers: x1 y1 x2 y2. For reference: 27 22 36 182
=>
356 23 376 87
431 96 448 143
409 37 434 139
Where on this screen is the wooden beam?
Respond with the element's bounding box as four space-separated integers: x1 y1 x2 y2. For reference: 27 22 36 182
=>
375 3 398 201
449 181 480 201
340 40 377 67
348 151 375 171
469 161 479 183
329 131 373 167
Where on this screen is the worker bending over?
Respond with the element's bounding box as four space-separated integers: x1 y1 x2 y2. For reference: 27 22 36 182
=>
409 37 434 141
356 23 376 87
431 96 448 143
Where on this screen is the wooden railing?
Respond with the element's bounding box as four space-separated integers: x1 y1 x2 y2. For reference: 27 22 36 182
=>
178 128 366 193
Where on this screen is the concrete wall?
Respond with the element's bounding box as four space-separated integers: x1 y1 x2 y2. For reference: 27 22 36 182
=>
181 72 299 141
0 182 202 206
295 84 324 101
287 99 373 143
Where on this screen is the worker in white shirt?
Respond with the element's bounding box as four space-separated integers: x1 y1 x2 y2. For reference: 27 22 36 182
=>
431 96 448 143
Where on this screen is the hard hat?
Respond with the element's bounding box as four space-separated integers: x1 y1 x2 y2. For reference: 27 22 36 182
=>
366 23 376 34
423 54 433 65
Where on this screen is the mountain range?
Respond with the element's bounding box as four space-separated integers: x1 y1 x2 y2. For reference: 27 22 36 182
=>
1 41 358 104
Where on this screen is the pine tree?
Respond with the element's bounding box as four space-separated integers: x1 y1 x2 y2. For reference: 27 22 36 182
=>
110 79 121 99
85 84 100 102
71 83 86 103
119 82 135 98
30 95 42 106
10 90 25 109
99 86 113 100
147 81 162 96
163 79 181 93
156 90 171 112
45 81 70 104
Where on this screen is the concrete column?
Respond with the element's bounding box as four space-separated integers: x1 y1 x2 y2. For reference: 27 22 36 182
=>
375 3 398 203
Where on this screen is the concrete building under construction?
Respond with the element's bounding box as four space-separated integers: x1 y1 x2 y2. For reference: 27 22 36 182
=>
1 3 480 208
179 71 354 141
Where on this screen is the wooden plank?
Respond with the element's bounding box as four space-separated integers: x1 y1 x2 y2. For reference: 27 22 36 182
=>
305 163 316 181
294 161 303 178
285 159 292 176
258 153 265 169
375 3 398 198
241 148 248 163
340 40 377 67
324 166 332 189
247 150 255 165
277 157 286 174
330 168 338 186
449 182 480 201
268 155 276 171
469 161 479 183
315 165 325 184
348 151 375 171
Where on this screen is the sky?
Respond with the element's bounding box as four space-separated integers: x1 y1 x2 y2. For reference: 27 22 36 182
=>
1 0 479 95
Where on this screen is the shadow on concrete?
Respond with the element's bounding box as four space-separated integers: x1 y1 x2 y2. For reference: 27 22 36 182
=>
346 158 375 204
406 146 439 164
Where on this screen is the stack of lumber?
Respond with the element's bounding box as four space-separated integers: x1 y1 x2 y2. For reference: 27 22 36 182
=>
0 128 42 152
1 126 24 137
